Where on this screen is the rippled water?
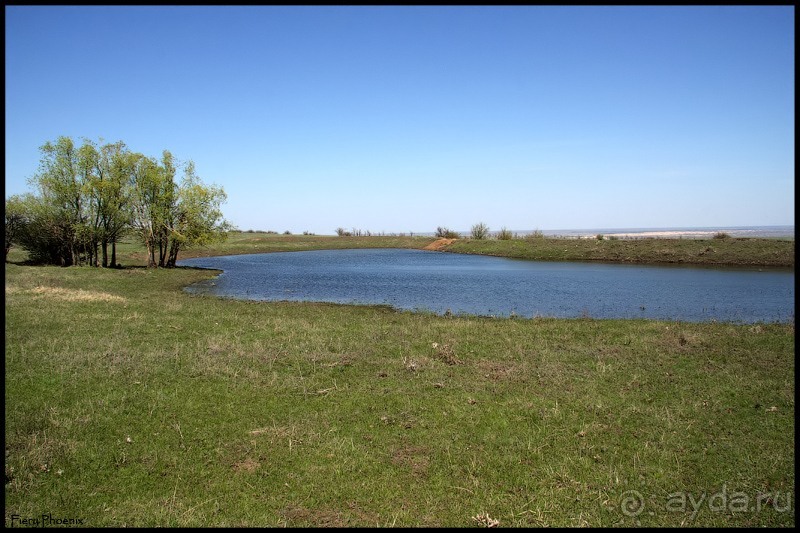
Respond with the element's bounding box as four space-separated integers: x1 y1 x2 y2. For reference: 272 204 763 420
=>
178 249 794 323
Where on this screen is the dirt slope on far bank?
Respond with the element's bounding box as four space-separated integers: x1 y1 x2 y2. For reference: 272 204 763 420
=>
423 238 457 251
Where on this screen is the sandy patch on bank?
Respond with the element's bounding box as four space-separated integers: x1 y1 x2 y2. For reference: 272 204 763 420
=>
423 238 457 251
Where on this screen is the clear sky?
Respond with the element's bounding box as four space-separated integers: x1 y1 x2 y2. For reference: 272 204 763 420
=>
5 6 795 235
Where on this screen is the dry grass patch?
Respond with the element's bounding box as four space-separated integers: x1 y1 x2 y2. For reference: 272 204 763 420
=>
431 342 462 365
247 424 312 453
232 457 261 474
477 360 526 382
26 285 126 303
390 443 431 478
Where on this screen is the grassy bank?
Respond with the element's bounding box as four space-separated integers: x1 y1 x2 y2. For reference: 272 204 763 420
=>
4 255 795 526
158 233 439 262
443 235 794 268
181 232 794 268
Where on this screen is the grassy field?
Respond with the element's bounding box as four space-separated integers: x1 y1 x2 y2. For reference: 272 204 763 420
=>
4 234 795 527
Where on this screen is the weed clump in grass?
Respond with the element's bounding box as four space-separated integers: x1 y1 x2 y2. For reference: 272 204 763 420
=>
496 227 513 240
713 232 731 239
523 230 545 241
431 342 462 365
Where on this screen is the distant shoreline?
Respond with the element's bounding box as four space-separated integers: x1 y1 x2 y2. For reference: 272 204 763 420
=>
530 226 794 240
405 226 794 240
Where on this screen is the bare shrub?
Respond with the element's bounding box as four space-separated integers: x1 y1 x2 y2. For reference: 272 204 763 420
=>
471 222 490 240
497 227 513 240
435 226 460 239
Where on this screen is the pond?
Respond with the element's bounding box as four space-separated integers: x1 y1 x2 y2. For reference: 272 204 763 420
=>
177 249 794 323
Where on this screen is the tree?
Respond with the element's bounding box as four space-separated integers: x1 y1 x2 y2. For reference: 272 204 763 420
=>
128 152 166 268
129 154 229 268
164 161 230 267
31 136 84 265
22 137 135 267
10 193 74 266
5 195 31 261
98 141 134 267
154 151 178 267
17 136 228 268
76 139 102 266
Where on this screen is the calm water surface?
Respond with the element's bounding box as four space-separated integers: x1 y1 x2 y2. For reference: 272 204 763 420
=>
178 249 794 323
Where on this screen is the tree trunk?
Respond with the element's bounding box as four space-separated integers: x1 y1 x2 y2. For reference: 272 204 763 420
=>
158 237 167 267
101 238 108 268
110 239 117 268
167 240 180 268
147 239 156 268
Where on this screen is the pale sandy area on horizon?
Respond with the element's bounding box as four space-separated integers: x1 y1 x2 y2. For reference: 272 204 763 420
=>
602 230 722 238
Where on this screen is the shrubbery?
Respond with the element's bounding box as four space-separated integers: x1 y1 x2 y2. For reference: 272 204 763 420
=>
470 222 490 240
435 226 460 239
497 227 513 240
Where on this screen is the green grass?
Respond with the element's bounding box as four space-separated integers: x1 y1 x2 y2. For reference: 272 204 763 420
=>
4 235 795 526
444 235 794 267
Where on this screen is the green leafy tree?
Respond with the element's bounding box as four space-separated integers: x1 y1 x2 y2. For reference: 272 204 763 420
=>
129 152 167 268
28 137 84 265
5 194 32 261
76 139 103 266
164 161 230 267
10 193 74 265
19 136 228 268
155 151 178 267
98 141 134 267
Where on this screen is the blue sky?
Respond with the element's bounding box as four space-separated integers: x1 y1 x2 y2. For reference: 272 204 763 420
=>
5 6 794 235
